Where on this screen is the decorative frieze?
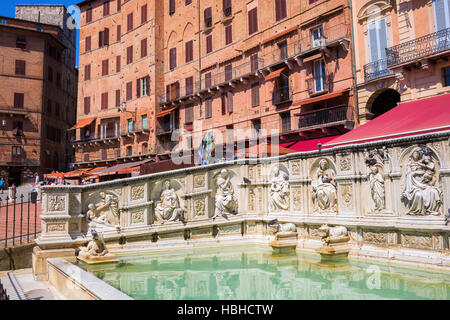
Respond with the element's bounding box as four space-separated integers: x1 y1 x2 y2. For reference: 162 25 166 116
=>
131 184 145 201
401 234 439 250
130 210 146 225
194 198 206 217
48 195 66 212
292 187 301 211
47 223 66 233
193 175 205 188
340 184 353 210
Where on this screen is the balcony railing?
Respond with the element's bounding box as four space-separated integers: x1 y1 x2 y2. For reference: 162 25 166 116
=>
121 123 149 136
158 82 201 105
273 86 293 105
262 39 301 69
386 27 450 67
156 125 177 137
72 131 120 144
298 105 353 129
363 58 393 81
211 58 264 87
300 24 349 54
306 73 332 96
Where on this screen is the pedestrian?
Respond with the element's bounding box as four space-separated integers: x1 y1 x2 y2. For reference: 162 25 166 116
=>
0 177 4 191
34 173 39 186
11 183 16 199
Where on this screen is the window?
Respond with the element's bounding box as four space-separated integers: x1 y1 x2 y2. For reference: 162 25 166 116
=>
166 82 180 101
252 119 261 137
101 92 108 109
185 103 194 124
117 0 121 12
275 0 287 21
14 93 24 109
225 64 232 81
169 47 177 70
313 60 327 92
185 40 193 62
117 25 121 41
55 103 60 118
127 13 133 32
205 98 212 118
281 112 291 132
221 92 233 114
142 143 148 154
206 35 212 54
15 60 26 75
141 114 148 130
116 89 121 107
225 24 232 45
1 19 7 25
47 99 52 114
126 82 132 100
248 7 258 35
84 154 90 162
102 149 107 160
86 8 93 23
312 27 324 48
116 148 121 158
103 0 110 16
279 41 288 60
99 30 104 47
205 72 212 88
127 118 133 133
433 0 450 32
104 28 109 45
137 76 150 97
84 64 91 81
204 7 212 27
444 68 450 86
186 0 192 5
102 59 109 76
221 94 227 115
127 46 133 64
16 36 26 49
141 5 147 24
185 76 194 95
116 55 121 72
251 54 259 72
251 82 260 107
368 19 388 62
126 146 132 156
48 67 53 81
84 97 91 114
169 0 175 15
223 0 232 16
141 38 148 58
12 146 23 156
85 36 91 51
56 73 61 87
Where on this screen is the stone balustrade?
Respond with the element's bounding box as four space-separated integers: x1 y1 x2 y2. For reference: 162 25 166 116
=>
36 130 450 266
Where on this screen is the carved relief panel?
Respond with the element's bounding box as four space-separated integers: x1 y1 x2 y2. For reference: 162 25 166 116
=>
130 183 146 202
47 194 67 213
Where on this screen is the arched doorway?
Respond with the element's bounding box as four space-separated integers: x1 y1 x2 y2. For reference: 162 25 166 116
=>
368 89 400 119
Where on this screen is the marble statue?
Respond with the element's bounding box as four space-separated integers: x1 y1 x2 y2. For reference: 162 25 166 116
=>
79 229 108 259
312 159 337 213
269 166 290 212
268 219 296 234
368 161 385 212
155 180 184 223
213 169 238 218
85 192 121 231
401 147 441 216
318 225 349 246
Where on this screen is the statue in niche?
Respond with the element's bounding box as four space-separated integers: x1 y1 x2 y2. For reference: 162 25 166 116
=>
155 180 184 223
86 192 120 231
367 158 385 212
213 169 238 218
401 147 441 216
79 229 108 258
312 159 337 213
269 166 290 212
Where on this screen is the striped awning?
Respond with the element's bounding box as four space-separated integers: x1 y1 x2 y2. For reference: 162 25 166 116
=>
156 107 177 118
69 117 96 130
264 67 287 81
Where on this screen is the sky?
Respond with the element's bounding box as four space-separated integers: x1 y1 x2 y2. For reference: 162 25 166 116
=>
0 0 81 67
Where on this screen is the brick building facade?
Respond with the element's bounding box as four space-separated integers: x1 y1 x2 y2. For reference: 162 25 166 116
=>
74 0 355 168
0 6 77 186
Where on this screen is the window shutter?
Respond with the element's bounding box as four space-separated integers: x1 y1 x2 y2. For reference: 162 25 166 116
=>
116 89 120 107
185 40 193 62
225 24 232 44
204 7 212 22
99 31 104 47
253 9 258 33
14 93 24 109
205 72 212 88
275 0 280 21
145 75 150 95
166 85 170 102
368 21 379 62
377 19 388 60
225 64 232 81
227 91 233 113
141 5 147 24
117 0 121 12
252 82 259 107
141 38 147 57
206 35 212 53
126 82 132 100
117 25 121 41
169 0 175 15
186 76 193 95
116 55 121 72
84 97 90 114
85 36 91 51
280 0 287 20
223 0 231 11
127 13 133 31
137 78 141 98
221 94 226 115
434 0 448 31
170 47 177 69
248 10 253 34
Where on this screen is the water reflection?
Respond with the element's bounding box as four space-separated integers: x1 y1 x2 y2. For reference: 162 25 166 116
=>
79 247 450 300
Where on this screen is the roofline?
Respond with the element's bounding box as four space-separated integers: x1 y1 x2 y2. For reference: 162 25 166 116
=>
0 24 66 49
76 0 97 7
0 15 64 32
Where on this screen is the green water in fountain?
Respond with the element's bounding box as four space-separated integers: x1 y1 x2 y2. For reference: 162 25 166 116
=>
76 246 450 300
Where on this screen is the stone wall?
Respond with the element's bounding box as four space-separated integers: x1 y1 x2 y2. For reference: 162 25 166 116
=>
37 131 450 266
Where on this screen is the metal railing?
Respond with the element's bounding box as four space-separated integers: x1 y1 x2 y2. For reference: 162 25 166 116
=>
363 58 393 81
298 105 353 128
262 39 301 68
0 281 9 300
158 81 201 104
273 86 293 105
300 23 349 53
386 27 450 67
121 122 149 136
156 125 176 136
0 191 41 248
212 58 264 86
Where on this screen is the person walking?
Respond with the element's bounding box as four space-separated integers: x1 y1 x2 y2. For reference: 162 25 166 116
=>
0 177 5 191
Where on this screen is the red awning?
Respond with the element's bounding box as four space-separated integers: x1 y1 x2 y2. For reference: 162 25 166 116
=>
156 107 177 118
64 169 91 178
69 117 96 130
285 136 340 152
292 89 349 106
324 93 450 148
265 67 287 81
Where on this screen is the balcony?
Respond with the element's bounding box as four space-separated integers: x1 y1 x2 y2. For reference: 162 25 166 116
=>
298 105 353 129
121 123 149 136
386 27 450 68
156 124 176 137
299 24 349 56
159 82 200 105
261 39 301 70
273 86 293 105
211 58 264 88
72 131 120 145
363 58 393 82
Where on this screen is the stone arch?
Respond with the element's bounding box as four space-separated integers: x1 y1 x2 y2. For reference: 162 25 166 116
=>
182 22 195 41
366 88 400 119
151 179 184 201
166 30 178 49
357 0 391 21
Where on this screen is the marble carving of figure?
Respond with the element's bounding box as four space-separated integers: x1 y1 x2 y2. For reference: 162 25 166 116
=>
401 148 441 215
214 169 238 217
369 165 385 211
312 159 337 212
269 166 289 212
86 192 120 230
155 180 183 223
79 229 108 259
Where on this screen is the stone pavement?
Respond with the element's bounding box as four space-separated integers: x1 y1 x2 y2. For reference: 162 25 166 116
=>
0 269 65 300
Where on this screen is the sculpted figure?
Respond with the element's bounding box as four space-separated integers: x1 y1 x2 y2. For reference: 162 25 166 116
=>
155 180 184 223
79 229 108 259
368 163 385 211
95 192 120 226
318 225 349 246
213 169 238 218
401 148 441 215
268 219 296 234
312 159 337 212
269 166 290 212
86 203 110 229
